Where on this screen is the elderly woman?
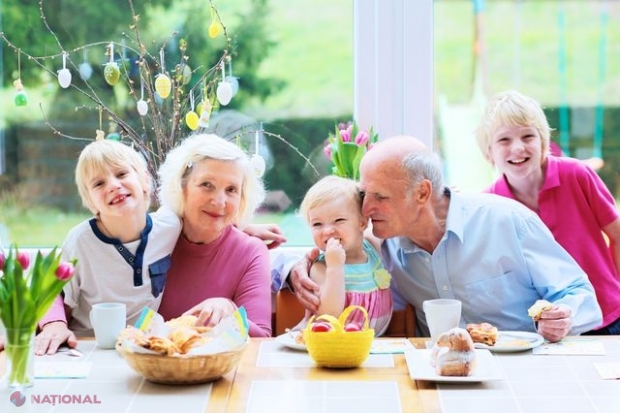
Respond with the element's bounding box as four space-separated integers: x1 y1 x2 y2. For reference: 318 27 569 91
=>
156 133 272 337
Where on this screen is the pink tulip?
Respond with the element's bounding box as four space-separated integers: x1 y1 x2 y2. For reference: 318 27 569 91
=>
55 262 75 281
355 131 370 146
0 252 5 269
339 126 352 143
16 251 30 270
323 144 332 160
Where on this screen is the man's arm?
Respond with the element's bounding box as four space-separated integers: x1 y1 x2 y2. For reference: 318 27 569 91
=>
270 248 321 313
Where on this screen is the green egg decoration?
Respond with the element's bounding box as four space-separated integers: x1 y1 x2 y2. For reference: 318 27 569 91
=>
14 92 28 107
106 132 121 141
104 62 120 86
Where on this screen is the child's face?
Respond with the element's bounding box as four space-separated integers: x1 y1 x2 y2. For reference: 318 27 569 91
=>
307 197 366 253
489 124 544 180
86 164 148 218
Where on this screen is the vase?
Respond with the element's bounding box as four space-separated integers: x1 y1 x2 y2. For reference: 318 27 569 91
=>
4 327 35 388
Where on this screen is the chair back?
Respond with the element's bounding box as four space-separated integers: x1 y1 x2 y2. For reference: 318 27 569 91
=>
273 289 417 337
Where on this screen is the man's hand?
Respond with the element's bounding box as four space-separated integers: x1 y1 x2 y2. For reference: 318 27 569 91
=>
35 321 77 355
536 304 572 343
290 248 321 313
244 223 287 250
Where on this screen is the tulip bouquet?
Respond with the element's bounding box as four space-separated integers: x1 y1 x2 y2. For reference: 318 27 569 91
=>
323 121 378 181
0 246 76 387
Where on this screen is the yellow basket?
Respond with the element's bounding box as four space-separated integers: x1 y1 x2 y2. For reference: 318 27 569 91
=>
304 305 374 368
116 340 248 385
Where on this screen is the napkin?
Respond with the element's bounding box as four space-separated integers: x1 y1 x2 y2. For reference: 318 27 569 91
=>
594 362 620 379
35 362 93 379
532 338 606 355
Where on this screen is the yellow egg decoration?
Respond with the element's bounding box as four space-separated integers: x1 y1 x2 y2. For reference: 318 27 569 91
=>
104 62 120 86
155 74 171 99
208 20 223 38
185 111 199 130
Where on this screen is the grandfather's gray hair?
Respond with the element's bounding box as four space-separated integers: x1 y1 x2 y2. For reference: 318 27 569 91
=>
402 148 444 201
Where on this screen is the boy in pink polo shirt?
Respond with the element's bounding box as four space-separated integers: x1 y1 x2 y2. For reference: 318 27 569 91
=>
475 89 620 334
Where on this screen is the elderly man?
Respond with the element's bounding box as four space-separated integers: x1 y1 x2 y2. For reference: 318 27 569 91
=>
284 135 601 342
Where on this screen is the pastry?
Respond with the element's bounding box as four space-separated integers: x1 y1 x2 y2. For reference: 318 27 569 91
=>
466 322 498 346
528 299 553 321
430 327 477 376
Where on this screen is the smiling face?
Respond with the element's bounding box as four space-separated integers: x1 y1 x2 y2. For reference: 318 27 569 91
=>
489 124 544 181
86 164 148 218
307 196 367 254
360 158 415 240
181 158 243 244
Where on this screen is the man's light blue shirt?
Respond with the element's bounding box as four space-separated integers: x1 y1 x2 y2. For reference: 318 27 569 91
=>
382 190 602 336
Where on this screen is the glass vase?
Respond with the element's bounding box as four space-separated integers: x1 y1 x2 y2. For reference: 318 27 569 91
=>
4 327 35 388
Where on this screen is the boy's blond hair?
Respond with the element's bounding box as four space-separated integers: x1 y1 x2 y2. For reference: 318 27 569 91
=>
475 90 552 164
299 175 365 223
75 140 152 214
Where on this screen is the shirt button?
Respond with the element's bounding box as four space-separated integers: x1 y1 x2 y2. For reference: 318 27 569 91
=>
442 285 448 291
424 257 430 263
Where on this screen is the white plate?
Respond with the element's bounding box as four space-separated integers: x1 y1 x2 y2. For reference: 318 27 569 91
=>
473 331 544 353
274 332 307 351
405 349 502 383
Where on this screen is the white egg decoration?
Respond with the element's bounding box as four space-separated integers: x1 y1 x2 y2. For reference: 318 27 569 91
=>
250 154 266 178
216 81 233 106
137 99 148 116
79 62 93 80
57 68 72 88
225 75 239 97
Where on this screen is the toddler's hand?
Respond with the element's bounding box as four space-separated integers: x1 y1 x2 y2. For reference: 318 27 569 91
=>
324 238 345 267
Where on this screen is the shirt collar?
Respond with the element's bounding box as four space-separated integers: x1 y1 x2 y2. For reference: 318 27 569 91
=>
396 187 464 251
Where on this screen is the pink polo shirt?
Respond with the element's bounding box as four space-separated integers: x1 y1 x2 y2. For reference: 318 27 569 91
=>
485 155 620 329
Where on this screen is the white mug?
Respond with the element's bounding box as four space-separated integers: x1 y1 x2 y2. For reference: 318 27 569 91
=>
423 299 462 343
89 302 126 349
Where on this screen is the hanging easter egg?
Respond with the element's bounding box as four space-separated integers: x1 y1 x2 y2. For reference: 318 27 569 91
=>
106 132 121 141
216 81 233 106
208 20 223 38
14 91 28 107
225 76 239 97
198 107 211 128
250 154 266 178
185 111 199 130
137 99 148 116
79 62 93 80
104 62 120 86
181 65 192 86
57 68 72 89
155 74 171 99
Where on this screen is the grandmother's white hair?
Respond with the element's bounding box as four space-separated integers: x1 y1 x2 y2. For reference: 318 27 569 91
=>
157 133 265 228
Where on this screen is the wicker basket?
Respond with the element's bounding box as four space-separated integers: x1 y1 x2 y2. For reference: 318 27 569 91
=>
117 340 248 385
304 305 374 368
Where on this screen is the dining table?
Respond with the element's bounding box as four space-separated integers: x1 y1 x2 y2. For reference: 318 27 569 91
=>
1 335 620 413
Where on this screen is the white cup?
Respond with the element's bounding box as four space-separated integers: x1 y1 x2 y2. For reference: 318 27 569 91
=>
89 302 126 349
423 299 462 343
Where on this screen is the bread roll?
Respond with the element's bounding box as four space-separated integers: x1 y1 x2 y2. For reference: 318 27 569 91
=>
466 322 498 346
430 327 477 376
528 299 553 321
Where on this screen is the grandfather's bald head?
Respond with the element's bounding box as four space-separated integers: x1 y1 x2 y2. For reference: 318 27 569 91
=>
360 135 444 199
363 135 427 165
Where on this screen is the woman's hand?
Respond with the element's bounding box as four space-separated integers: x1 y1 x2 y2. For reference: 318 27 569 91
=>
34 321 78 355
184 298 238 328
290 248 322 313
244 223 287 249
